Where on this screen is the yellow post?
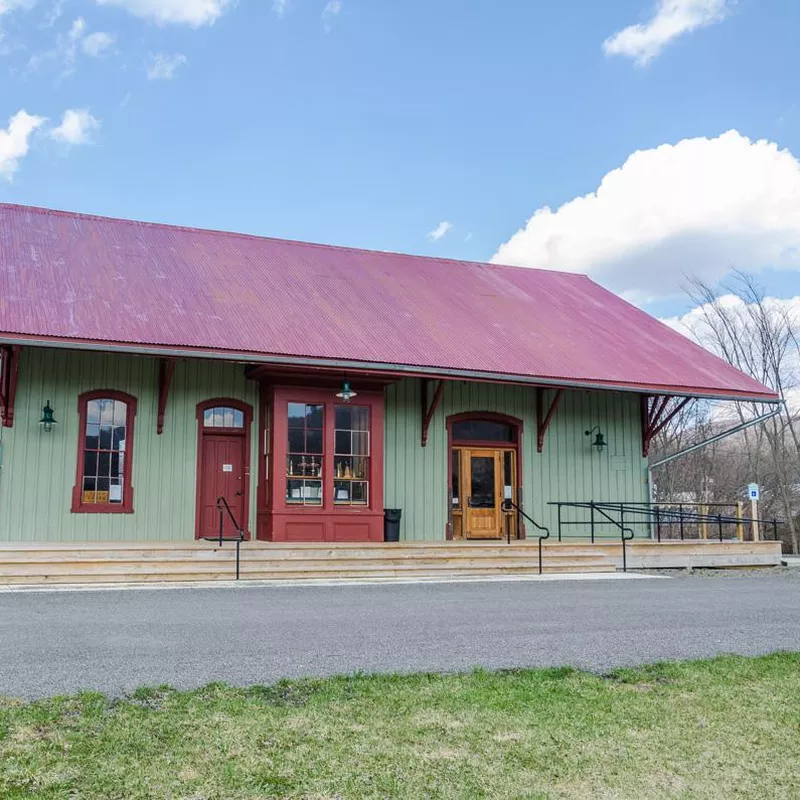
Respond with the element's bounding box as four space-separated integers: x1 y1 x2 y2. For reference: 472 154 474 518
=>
736 501 744 542
699 505 708 539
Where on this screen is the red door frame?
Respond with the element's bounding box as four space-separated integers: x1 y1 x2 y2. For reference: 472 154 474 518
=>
446 411 525 540
195 398 253 539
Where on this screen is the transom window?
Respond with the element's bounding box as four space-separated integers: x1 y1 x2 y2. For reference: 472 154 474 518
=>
72 391 137 513
203 406 245 429
452 419 515 443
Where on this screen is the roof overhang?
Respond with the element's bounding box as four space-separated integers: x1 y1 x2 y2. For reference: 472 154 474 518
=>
0 332 782 404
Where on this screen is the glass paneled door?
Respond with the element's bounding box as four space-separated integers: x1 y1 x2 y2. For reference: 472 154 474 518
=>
452 448 517 539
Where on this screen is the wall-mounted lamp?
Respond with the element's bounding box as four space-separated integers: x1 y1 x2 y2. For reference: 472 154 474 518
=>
335 380 357 403
584 425 606 453
39 401 58 433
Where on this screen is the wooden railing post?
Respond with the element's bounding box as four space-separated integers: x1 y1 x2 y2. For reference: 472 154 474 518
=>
736 501 744 542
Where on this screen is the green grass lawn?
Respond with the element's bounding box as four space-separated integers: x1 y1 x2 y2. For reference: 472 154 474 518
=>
1 653 799 799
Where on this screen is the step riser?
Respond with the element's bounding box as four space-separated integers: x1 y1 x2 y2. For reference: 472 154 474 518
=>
0 566 615 584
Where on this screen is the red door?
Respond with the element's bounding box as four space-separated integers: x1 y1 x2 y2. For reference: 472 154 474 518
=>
198 434 247 539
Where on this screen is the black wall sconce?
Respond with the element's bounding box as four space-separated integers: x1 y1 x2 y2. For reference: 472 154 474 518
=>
584 425 606 453
39 401 58 433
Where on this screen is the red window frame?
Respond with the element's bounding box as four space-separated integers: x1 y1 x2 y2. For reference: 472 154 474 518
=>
71 389 138 514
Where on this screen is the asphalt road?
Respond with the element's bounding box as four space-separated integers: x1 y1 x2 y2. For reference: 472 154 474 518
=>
2 573 799 699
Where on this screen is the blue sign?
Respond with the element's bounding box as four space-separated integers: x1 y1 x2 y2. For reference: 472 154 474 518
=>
748 483 760 501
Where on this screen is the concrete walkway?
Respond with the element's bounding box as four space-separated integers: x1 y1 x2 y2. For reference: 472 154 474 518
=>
1 571 798 699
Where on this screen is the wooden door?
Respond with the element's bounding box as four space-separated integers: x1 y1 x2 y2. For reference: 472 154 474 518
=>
464 449 504 539
198 434 246 538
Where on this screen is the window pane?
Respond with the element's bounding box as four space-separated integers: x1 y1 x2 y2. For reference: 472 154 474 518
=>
452 450 460 505
87 400 102 425
351 407 369 431
335 430 351 455
452 420 514 443
470 456 495 508
83 451 99 480
288 429 305 454
99 425 113 450
305 429 323 454
288 403 306 428
85 423 100 450
234 410 244 428
335 406 351 430
306 405 324 429
113 401 127 427
352 432 369 456
351 482 368 504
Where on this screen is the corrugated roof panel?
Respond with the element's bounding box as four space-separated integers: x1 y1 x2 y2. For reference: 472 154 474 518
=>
0 203 777 400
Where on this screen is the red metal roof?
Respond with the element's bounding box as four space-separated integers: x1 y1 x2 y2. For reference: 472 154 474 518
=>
0 203 778 401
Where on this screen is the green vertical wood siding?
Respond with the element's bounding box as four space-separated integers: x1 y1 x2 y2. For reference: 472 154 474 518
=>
384 379 649 541
1 350 647 543
0 348 259 542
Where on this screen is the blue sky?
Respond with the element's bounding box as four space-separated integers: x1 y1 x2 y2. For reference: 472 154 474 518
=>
2 0 800 320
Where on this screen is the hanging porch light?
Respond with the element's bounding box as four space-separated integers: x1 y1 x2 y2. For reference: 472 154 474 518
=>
336 380 357 403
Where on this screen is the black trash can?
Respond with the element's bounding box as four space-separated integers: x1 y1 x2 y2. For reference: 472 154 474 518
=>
384 509 402 542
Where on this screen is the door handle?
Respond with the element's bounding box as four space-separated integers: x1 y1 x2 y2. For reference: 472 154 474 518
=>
235 491 243 497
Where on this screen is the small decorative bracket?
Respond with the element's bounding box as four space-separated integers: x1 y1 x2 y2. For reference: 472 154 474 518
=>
421 379 445 447
157 358 176 435
641 395 692 456
536 387 563 453
0 345 22 429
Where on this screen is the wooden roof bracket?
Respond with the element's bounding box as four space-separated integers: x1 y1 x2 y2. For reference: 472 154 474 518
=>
641 394 692 456
157 357 176 435
536 387 564 453
0 345 21 429
421 379 445 447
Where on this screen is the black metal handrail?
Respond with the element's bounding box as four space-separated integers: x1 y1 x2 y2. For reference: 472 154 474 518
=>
588 503 635 573
550 501 782 546
200 496 246 580
503 499 550 575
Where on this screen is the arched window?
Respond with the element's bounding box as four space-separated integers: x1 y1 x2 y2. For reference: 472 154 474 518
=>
72 390 137 513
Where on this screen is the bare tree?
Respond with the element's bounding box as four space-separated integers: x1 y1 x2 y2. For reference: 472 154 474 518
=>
650 273 799 552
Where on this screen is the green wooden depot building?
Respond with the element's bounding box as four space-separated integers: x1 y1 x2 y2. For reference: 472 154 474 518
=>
0 204 782 579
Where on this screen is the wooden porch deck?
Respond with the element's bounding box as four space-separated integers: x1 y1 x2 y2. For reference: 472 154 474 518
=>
0 540 784 585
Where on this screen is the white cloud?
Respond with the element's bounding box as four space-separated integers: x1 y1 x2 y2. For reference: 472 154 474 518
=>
50 108 100 145
322 0 341 31
427 221 452 242
82 31 115 56
464 232 473 243
0 0 35 16
604 0 731 66
273 0 287 16
492 131 800 301
146 52 187 79
27 15 86 73
41 0 65 27
0 109 46 181
95 0 233 27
